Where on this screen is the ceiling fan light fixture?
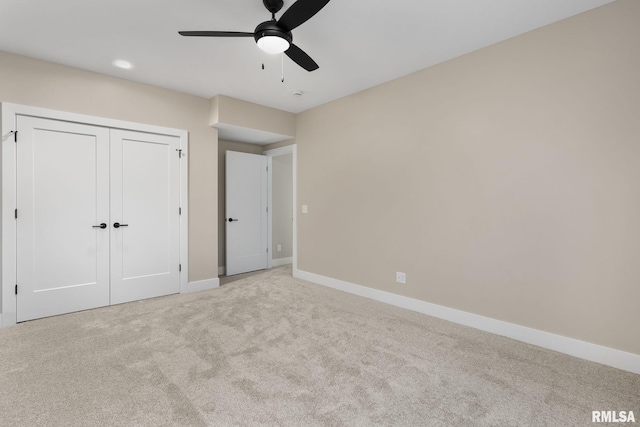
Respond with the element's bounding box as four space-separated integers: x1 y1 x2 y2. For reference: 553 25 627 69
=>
257 35 290 54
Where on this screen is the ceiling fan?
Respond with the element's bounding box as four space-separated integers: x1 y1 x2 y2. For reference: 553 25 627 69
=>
179 0 331 72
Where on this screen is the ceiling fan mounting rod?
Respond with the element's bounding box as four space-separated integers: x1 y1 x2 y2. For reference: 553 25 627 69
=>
263 0 284 14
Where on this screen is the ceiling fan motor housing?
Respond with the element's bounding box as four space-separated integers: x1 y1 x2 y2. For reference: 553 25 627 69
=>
254 21 292 45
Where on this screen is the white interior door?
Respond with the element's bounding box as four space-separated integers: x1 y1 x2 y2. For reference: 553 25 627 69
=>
226 151 268 276
110 129 180 304
16 116 110 322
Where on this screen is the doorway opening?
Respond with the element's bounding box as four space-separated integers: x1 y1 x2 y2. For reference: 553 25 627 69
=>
218 142 296 281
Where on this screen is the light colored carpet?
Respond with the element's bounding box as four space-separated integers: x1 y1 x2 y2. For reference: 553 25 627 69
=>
0 266 638 426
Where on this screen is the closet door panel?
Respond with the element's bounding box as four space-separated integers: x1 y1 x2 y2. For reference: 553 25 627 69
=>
110 129 180 304
16 116 110 321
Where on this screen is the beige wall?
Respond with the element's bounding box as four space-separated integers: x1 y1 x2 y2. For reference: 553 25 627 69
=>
0 51 218 282
295 0 640 355
210 95 296 137
218 140 265 270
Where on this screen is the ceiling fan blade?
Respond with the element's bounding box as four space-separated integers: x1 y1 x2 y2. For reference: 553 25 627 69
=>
277 0 331 31
178 31 254 37
285 43 319 71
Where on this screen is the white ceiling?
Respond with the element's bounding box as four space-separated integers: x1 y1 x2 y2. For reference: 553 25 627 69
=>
0 0 614 114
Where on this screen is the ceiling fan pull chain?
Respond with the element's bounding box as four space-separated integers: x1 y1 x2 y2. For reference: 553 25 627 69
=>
281 53 285 82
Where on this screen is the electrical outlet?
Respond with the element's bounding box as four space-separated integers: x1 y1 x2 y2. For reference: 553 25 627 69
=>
396 272 406 284
277 244 282 252
302 205 308 214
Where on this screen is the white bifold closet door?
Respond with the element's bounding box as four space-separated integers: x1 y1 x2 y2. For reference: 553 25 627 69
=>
16 116 180 322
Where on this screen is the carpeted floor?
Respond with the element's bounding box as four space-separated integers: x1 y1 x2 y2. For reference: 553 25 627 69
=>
0 266 638 426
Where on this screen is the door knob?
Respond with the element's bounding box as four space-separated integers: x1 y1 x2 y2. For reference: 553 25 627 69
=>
113 222 129 228
92 223 107 229
228 218 238 222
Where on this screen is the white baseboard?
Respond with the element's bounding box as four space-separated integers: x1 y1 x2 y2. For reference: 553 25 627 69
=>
293 268 640 375
218 267 225 276
183 278 220 294
271 257 293 267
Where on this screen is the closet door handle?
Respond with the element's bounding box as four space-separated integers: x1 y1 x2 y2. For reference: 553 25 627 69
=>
92 223 107 229
113 222 129 228
228 218 238 222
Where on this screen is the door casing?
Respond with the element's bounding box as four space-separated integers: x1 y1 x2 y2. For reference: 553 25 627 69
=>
264 144 297 271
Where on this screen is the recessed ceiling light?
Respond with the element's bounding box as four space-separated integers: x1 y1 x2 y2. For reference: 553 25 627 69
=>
113 59 133 70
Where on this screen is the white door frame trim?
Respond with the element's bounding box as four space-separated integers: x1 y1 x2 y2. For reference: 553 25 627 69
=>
263 144 297 271
1 103 189 327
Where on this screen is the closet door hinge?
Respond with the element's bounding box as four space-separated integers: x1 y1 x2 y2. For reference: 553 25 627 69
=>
179 207 182 215
15 284 18 295
179 264 182 272
14 209 17 219
176 148 183 158
4 130 18 142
